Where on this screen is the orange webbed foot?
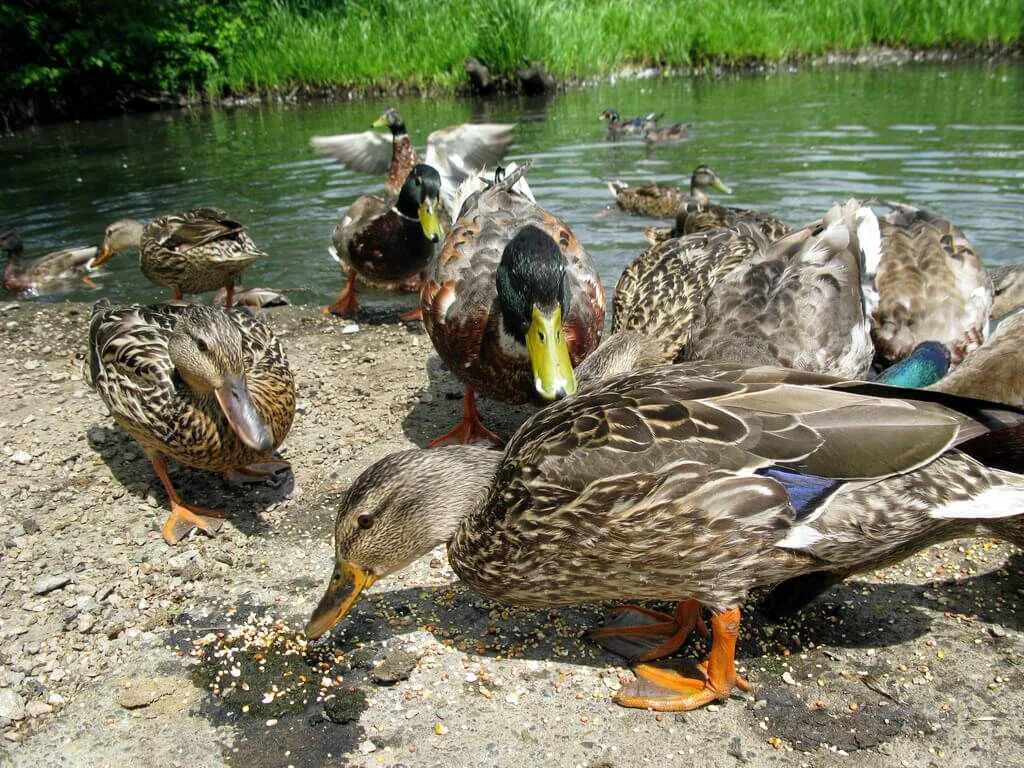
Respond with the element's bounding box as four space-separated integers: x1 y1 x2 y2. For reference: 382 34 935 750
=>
429 386 504 448
592 600 707 662
324 271 360 315
162 501 227 545
224 460 292 487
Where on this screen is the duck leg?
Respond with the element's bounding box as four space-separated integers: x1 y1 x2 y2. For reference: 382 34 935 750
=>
429 386 504 448
224 459 292 487
614 607 752 711
150 454 226 545
223 280 235 309
172 288 184 301
323 269 360 315
399 306 423 322
591 599 708 661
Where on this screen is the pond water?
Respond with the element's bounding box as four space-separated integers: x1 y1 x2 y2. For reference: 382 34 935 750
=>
2 60 1022 309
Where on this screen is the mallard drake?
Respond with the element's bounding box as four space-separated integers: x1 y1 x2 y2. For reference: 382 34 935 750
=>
306 359 1024 712
92 209 266 307
643 120 691 145
87 300 295 544
929 310 1024 406
1 228 99 297
324 163 444 317
874 341 951 388
310 107 515 212
872 203 992 366
599 109 660 139
608 165 733 219
420 163 605 445
613 200 881 378
989 264 1024 324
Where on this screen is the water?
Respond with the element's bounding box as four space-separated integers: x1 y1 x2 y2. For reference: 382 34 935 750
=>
2 61 1022 308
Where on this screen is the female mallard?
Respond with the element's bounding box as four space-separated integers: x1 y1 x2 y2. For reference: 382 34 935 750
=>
311 107 515 212
872 203 992 366
306 360 1024 712
988 264 1024 324
613 200 881 378
92 209 266 307
324 164 444 317
1 228 99 297
420 163 606 445
930 310 1024 406
87 300 295 544
643 120 692 145
608 165 734 219
599 109 660 139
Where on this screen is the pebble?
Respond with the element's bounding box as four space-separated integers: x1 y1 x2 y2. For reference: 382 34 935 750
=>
10 450 32 466
341 324 360 335
371 649 417 685
32 573 73 596
0 689 26 721
114 676 177 709
781 671 797 685
25 700 53 717
358 739 377 754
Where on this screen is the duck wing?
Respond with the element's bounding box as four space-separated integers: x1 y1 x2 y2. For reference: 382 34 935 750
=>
310 130 394 176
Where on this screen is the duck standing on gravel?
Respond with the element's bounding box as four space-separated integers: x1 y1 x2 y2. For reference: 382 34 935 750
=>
91 209 266 308
87 300 295 544
324 163 444 317
306 359 1024 712
420 163 605 445
1 228 99 298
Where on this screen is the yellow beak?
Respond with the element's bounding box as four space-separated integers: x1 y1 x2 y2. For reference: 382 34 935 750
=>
525 304 576 401
372 116 388 129
91 244 114 267
712 178 732 194
305 561 376 640
419 197 443 243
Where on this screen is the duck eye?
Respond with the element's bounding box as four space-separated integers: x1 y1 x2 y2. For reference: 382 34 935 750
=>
195 338 209 353
357 512 374 530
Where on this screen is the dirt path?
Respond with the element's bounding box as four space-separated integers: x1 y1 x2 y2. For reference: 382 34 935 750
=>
1 301 1022 768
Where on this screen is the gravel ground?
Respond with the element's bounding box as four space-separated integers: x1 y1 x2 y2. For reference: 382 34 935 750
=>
1 300 1022 768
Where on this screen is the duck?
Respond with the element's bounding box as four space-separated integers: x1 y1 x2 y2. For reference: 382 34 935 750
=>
873 341 951 388
324 163 444 317
608 165 734 219
420 162 606 446
643 120 691 145
929 310 1024 407
871 202 992 366
613 200 881 378
91 209 266 307
1 228 99 297
599 109 660 139
464 57 496 96
305 358 1024 712
516 58 556 95
988 264 1024 324
310 107 515 213
87 300 295 545
213 286 290 309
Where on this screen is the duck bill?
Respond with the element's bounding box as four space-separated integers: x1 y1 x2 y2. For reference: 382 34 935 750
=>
372 115 388 129
214 373 274 454
419 198 443 243
526 304 577 401
91 244 115 267
305 561 376 639
712 178 733 194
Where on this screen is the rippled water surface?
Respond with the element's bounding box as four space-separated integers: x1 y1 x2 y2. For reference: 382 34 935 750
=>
2 61 1022 308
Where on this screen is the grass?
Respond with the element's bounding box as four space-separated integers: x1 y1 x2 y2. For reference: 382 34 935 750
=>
209 0 1024 94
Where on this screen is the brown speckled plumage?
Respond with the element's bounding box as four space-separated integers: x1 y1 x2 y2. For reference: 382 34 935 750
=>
613 201 881 378
988 264 1024 323
872 203 992 365
87 300 294 471
421 164 606 405
931 310 1024 406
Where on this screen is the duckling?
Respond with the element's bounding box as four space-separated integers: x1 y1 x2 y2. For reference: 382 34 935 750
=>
324 163 444 317
1 228 99 297
87 300 295 544
93 210 265 307
608 165 733 219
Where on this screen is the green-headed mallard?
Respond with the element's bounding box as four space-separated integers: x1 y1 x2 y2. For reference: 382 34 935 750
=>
310 107 515 213
599 109 661 140
323 163 444 317
306 359 1024 712
87 300 295 545
613 200 881 378
92 209 266 307
872 203 992 366
608 165 734 219
930 310 1024 406
989 264 1024 324
1 228 99 297
420 163 606 446
874 341 951 388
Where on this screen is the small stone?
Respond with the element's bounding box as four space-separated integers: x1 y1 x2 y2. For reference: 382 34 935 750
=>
358 739 377 754
323 688 367 724
77 613 96 633
341 324 360 335
990 626 1007 638
25 700 53 717
32 573 73 595
47 693 66 707
20 518 40 535
0 689 26 721
781 671 797 685
10 451 32 466
114 676 177 709
372 649 417 685
24 360 40 370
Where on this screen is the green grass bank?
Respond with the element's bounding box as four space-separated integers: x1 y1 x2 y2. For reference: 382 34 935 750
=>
3 0 1022 127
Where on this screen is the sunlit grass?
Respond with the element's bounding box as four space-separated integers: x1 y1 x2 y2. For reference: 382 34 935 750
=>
211 0 1024 93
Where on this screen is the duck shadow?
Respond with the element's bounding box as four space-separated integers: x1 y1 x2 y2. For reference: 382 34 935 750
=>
86 422 295 539
399 353 538 448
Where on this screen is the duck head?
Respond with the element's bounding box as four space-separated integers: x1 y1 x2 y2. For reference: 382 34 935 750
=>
373 107 407 136
0 229 24 258
93 219 145 267
167 305 274 454
496 225 577 400
690 165 732 199
396 164 443 243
